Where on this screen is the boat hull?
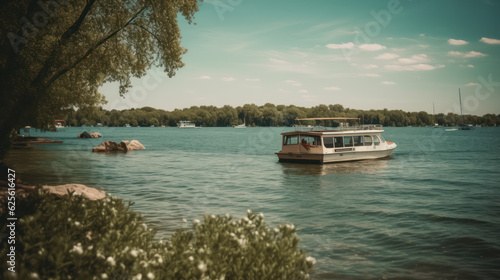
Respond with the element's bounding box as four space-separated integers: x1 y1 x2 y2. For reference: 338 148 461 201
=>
276 148 395 164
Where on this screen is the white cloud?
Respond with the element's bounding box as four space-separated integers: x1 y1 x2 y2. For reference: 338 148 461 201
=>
480 37 500 44
382 81 395 85
418 45 429 48
397 54 430 64
285 80 302 86
385 64 444 71
460 64 475 68
326 42 356 49
360 73 381 77
301 94 316 102
448 39 469 45
299 89 309 93
363 64 379 69
465 83 479 87
245 78 260 82
199 75 211 80
221 77 235 82
448 51 486 58
269 58 287 64
358 44 386 51
323 86 341 91
375 53 400 60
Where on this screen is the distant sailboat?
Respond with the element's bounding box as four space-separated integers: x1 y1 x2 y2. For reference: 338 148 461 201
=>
458 88 474 130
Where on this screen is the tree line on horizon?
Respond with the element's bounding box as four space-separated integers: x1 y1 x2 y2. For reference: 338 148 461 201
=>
56 103 500 128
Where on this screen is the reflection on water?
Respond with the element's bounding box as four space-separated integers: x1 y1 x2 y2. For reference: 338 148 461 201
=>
280 157 392 176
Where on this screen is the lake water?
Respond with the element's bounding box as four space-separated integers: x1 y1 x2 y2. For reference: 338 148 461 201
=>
5 127 500 279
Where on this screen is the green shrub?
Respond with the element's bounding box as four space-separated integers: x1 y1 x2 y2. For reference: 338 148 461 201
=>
1 190 315 279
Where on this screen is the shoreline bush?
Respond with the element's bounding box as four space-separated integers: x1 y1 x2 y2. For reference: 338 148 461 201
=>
0 190 315 279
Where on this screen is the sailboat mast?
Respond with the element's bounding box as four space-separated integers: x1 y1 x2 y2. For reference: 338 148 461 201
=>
459 88 463 117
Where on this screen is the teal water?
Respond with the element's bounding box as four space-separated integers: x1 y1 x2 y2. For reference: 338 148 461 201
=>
5 127 500 279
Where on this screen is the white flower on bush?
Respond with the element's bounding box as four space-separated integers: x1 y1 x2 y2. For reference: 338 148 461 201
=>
193 219 200 226
188 256 194 261
198 261 207 273
69 243 83 255
306 256 317 265
74 221 81 227
130 249 139 258
100 273 108 279
96 251 105 259
142 223 148 230
132 273 142 280
147 272 154 280
258 212 264 218
247 209 252 214
29 272 40 279
106 256 116 266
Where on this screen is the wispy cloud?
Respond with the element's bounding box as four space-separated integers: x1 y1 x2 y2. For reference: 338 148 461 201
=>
480 37 500 44
382 81 396 85
323 86 341 91
326 42 356 49
199 75 212 80
448 39 469 45
385 64 445 71
397 54 430 64
363 64 379 69
465 82 479 86
375 53 400 60
299 89 309 93
221 77 235 82
285 80 302 86
448 51 486 58
360 73 381 77
269 58 287 64
459 64 475 68
245 78 260 82
358 44 387 51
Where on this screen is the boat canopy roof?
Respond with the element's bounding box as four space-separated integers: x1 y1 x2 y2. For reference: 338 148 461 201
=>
281 129 383 136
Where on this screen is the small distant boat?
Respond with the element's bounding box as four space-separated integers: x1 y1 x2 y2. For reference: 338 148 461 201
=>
233 121 246 128
177 120 197 128
275 118 397 164
458 88 474 130
124 124 131 127
96 123 103 127
55 120 65 129
445 128 458 132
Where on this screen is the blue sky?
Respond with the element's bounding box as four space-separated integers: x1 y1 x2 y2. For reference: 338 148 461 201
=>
101 0 500 115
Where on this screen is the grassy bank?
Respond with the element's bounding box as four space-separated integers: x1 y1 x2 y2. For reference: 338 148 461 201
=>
1 189 315 279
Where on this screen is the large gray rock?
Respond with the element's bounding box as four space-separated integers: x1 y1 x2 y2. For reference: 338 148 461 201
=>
92 140 145 152
42 184 105 200
78 131 92 138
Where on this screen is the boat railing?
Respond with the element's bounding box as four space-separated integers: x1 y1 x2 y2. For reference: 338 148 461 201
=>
299 124 383 131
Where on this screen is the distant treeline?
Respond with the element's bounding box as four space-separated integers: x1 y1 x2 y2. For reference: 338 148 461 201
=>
58 103 500 127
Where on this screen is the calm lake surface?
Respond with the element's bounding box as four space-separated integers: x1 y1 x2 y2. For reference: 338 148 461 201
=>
6 127 500 279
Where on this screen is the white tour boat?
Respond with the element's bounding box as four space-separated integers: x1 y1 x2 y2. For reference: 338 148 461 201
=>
177 120 197 128
275 118 397 164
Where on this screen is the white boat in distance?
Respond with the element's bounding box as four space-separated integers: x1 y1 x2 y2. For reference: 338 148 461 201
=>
177 120 197 128
275 118 397 164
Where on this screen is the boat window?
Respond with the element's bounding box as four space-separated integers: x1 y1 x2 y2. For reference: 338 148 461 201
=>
334 137 344 148
284 135 299 145
323 137 334 148
380 135 386 143
363 135 372 146
300 135 321 146
353 136 363 146
344 136 353 147
374 136 380 146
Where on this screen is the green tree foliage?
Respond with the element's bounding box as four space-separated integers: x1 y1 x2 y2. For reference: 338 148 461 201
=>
56 103 500 128
0 0 199 158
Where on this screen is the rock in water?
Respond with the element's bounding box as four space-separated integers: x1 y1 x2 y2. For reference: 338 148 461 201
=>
92 140 123 152
124 140 145 151
42 184 105 200
92 140 145 152
89 132 102 138
78 131 91 138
